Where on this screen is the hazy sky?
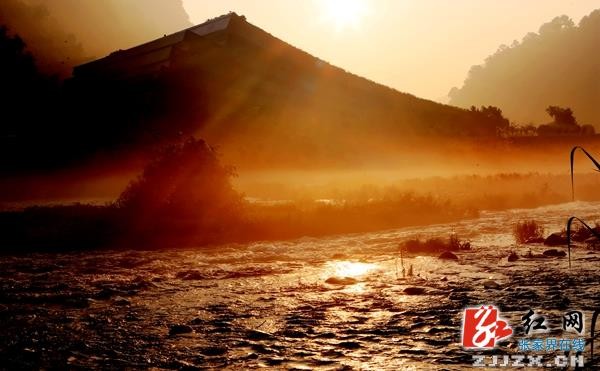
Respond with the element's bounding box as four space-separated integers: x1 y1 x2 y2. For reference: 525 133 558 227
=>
182 0 600 102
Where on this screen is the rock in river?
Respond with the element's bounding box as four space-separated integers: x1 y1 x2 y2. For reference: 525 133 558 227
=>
113 296 131 306
438 251 458 260
507 252 519 262
169 324 193 335
482 279 500 289
247 329 275 340
325 276 358 285
544 232 567 246
403 286 426 295
543 249 566 257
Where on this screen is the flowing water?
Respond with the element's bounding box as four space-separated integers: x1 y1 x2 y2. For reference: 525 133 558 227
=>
2 201 600 370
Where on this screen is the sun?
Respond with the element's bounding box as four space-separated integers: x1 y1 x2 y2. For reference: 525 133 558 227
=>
319 0 369 31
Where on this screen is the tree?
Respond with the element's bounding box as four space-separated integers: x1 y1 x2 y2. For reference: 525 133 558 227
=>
546 105 577 126
538 15 574 35
116 138 243 241
468 105 510 135
537 106 595 136
0 25 61 171
0 26 37 135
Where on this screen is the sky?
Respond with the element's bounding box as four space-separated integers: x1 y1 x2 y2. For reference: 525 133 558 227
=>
182 0 600 102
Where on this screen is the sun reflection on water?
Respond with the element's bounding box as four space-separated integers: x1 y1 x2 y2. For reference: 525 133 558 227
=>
328 260 377 278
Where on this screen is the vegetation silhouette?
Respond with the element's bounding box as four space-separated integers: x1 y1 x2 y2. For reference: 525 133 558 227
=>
403 234 471 254
0 138 243 250
115 137 243 246
0 137 486 251
513 220 544 244
0 25 63 172
537 106 595 136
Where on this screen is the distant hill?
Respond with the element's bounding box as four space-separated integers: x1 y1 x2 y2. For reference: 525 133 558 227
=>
64 13 508 168
449 9 600 128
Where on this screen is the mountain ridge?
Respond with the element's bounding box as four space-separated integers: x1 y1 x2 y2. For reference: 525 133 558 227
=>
449 9 600 127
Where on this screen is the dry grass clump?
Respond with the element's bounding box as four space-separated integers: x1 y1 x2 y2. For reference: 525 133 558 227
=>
513 220 544 244
403 234 470 254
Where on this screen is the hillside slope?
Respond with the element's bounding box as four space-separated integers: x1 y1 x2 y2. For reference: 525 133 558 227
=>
66 14 507 168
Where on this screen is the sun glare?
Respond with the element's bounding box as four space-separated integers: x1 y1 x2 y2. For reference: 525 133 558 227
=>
319 0 369 31
330 261 376 277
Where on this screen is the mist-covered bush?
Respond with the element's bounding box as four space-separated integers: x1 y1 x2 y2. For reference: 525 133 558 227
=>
116 137 243 243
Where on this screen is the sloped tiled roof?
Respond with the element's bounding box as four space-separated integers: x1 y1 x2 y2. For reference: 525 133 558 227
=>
74 12 238 77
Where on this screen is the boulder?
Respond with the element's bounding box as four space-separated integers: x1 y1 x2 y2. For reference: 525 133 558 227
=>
403 286 426 295
482 279 500 289
572 228 592 242
507 252 519 262
169 324 193 335
176 270 208 280
542 249 566 257
585 237 600 249
200 346 228 356
438 251 458 260
247 329 275 340
544 233 567 246
113 296 131 306
337 341 361 349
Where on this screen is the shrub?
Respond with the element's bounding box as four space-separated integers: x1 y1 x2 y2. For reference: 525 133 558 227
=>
513 220 544 244
116 137 243 242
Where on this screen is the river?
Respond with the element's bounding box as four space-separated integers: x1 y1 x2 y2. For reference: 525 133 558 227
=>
1 201 599 369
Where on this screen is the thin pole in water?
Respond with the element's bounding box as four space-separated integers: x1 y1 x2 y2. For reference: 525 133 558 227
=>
566 216 600 269
570 146 600 202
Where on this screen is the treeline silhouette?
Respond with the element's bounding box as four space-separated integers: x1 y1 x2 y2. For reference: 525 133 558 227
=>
495 105 595 137
0 26 62 171
0 24 192 172
449 9 600 127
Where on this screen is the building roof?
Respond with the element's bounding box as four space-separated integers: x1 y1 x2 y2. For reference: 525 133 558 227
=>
73 12 241 78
